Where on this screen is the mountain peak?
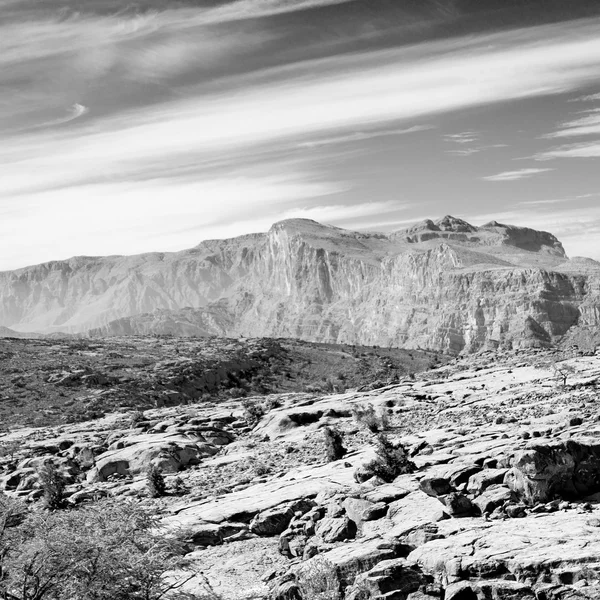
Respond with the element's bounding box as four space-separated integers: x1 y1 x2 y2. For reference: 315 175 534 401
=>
434 215 477 233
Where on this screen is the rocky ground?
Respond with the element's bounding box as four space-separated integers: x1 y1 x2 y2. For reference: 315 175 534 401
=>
1 343 599 600
0 336 440 429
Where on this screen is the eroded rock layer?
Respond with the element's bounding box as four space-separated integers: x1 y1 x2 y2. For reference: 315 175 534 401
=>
1 217 599 353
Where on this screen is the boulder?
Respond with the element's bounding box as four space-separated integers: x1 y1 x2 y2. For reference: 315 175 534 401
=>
362 502 388 521
86 441 203 483
363 482 413 504
440 493 477 518
473 485 514 514
342 497 374 527
388 491 449 538
420 476 453 497
316 539 402 587
467 469 509 495
345 558 426 600
505 440 600 504
315 517 356 543
199 429 235 446
249 499 314 536
187 521 248 546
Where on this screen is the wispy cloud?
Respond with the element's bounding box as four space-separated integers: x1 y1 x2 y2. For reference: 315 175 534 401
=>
482 168 554 182
518 198 568 207
444 131 479 144
187 0 359 25
0 172 349 270
543 109 600 138
4 16 600 267
575 92 600 102
535 142 600 159
445 143 508 156
296 125 434 148
6 18 600 193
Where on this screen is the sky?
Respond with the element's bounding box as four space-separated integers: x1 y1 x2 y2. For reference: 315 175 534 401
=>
3 0 600 269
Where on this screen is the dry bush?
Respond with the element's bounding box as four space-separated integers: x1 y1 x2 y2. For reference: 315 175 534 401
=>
297 557 341 600
241 399 265 426
351 403 388 433
0 498 195 600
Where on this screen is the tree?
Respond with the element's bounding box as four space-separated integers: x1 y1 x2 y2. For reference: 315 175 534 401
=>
362 434 415 483
552 362 577 387
37 463 66 510
147 464 167 498
0 499 195 600
322 427 346 462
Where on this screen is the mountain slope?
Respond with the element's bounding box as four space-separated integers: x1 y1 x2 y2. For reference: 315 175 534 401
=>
2 216 600 353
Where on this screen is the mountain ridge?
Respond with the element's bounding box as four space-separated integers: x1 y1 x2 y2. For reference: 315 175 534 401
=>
1 216 599 353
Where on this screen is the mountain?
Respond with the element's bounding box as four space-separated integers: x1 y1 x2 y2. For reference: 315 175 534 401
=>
2 216 599 353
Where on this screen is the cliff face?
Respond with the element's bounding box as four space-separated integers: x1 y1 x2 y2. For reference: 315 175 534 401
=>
2 216 599 353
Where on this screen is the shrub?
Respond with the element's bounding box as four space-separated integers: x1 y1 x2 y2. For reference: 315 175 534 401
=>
0 440 20 462
352 403 387 433
129 409 147 429
264 397 282 411
37 463 67 510
147 464 167 498
241 399 265 426
0 499 195 600
297 557 341 600
323 427 347 462
169 475 188 496
363 434 415 483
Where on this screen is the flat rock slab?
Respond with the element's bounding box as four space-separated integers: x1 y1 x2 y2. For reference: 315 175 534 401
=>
388 491 449 538
410 509 600 588
168 460 357 526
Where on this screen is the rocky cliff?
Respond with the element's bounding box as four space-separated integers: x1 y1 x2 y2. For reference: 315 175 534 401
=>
1 216 599 353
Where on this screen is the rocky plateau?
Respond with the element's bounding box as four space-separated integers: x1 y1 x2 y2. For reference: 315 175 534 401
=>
2 342 600 600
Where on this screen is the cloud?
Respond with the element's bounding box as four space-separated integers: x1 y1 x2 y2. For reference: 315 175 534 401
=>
36 104 89 129
4 17 600 267
187 0 359 25
6 18 600 193
0 173 350 270
482 168 554 182
575 92 600 101
296 125 434 148
518 198 569 207
443 131 479 144
543 109 600 138
535 142 600 159
445 143 508 156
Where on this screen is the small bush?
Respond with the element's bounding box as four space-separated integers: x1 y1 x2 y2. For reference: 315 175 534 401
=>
129 409 147 429
323 427 346 462
251 458 272 477
0 440 20 461
363 434 415 483
241 399 265 426
38 463 67 510
297 557 341 600
352 403 387 433
146 464 167 498
264 397 282 411
170 475 188 496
